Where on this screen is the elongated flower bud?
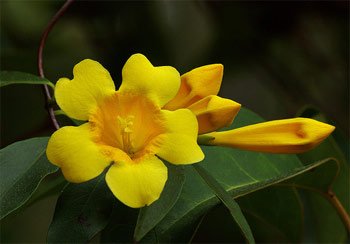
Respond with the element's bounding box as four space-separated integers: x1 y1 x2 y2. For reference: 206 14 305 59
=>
204 118 335 153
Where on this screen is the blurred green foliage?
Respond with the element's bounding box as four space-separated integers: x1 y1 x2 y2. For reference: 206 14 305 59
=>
0 1 348 242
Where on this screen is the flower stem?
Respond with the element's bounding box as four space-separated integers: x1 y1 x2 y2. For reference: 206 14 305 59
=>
47 81 56 90
37 0 75 130
197 134 215 145
326 189 350 233
53 110 66 116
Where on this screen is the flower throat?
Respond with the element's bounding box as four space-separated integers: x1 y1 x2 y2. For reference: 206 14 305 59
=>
117 115 135 156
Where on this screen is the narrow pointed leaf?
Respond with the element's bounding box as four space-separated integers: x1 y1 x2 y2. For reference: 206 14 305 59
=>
0 71 54 88
193 164 255 243
134 163 185 241
0 137 58 219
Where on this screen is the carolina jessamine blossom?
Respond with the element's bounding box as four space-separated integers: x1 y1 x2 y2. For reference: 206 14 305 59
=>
46 54 204 208
47 53 335 208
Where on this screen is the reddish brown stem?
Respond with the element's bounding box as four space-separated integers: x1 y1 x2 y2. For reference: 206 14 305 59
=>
326 189 350 234
38 0 74 130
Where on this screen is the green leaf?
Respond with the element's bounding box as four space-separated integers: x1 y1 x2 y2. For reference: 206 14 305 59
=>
0 71 54 88
284 159 348 242
101 204 139 243
196 158 336 243
232 158 337 243
134 163 185 241
25 172 67 207
0 137 58 220
295 107 350 242
191 187 303 243
143 108 324 242
47 172 117 243
237 187 303 243
193 164 255 243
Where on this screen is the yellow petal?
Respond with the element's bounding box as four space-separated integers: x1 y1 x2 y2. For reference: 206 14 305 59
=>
105 155 167 208
164 64 223 110
188 95 241 134
46 123 112 183
119 54 180 107
55 59 116 121
205 118 335 153
151 109 204 164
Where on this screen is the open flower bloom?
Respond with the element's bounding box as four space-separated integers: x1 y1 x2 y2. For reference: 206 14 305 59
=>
46 54 204 208
166 62 335 153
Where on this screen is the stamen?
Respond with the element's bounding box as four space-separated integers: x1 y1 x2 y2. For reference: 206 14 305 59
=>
117 115 135 155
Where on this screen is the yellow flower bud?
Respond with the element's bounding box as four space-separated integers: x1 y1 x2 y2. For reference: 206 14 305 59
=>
188 95 241 134
204 118 335 154
164 64 223 110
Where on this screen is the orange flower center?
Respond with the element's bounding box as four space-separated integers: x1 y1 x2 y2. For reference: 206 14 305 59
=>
89 92 164 159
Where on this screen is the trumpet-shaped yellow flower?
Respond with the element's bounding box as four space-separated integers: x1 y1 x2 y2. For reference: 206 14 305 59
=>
46 54 204 208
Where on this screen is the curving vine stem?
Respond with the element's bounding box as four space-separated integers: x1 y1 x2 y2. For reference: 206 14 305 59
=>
37 0 75 130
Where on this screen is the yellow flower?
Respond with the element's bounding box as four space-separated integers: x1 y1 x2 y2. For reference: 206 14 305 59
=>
46 54 204 208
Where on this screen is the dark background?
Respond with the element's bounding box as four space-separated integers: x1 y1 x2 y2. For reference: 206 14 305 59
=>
1 1 349 147
0 0 349 241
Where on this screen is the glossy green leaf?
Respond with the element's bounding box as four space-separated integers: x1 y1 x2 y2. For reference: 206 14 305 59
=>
238 187 303 243
295 107 350 242
193 164 255 243
25 172 67 207
47 173 117 243
101 204 139 243
234 158 336 243
278 158 348 242
143 108 325 242
200 158 335 243
134 163 185 241
0 137 58 220
0 71 54 88
191 187 303 243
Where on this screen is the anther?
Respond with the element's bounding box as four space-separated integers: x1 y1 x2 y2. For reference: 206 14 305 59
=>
117 115 135 155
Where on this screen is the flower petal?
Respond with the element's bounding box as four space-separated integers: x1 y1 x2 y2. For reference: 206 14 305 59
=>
164 64 223 110
188 95 241 134
55 59 116 120
152 109 204 164
105 155 167 208
46 123 112 183
119 54 180 107
205 118 335 153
